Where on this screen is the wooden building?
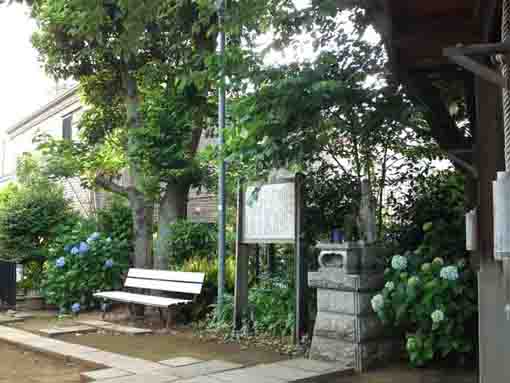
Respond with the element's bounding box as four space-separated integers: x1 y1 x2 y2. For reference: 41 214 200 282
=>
338 0 508 380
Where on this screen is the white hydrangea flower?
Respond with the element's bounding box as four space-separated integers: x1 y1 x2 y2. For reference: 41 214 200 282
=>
408 276 420 287
384 281 395 291
391 255 407 271
440 266 459 281
371 294 384 312
431 309 445 323
433 257 444 266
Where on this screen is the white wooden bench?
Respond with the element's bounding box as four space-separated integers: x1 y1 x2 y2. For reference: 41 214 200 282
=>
94 268 205 328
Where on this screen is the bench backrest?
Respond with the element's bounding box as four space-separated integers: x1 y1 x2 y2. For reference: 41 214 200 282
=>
124 268 205 295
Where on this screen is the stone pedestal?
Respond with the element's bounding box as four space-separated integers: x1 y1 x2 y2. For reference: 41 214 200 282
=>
309 242 397 372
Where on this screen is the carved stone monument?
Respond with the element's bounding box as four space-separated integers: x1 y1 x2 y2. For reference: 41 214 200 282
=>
308 242 396 371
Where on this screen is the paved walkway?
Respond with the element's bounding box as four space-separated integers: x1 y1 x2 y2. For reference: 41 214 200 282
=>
0 325 352 382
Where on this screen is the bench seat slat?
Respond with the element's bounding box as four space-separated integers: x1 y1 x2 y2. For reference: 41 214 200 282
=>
128 269 205 284
94 291 190 308
124 277 203 295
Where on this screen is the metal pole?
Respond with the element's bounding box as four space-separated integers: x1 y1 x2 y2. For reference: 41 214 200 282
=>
217 0 227 315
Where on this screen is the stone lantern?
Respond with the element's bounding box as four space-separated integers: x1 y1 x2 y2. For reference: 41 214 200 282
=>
308 179 398 371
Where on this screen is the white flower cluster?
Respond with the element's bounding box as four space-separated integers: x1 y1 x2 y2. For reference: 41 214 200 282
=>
371 294 384 312
431 309 445 323
433 257 444 266
440 266 459 281
391 255 407 271
384 281 395 291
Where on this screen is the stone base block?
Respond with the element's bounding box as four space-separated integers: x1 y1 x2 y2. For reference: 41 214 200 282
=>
308 270 384 292
310 336 400 372
313 311 385 342
317 289 375 316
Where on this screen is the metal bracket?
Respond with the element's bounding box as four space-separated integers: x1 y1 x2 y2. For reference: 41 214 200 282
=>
444 43 510 89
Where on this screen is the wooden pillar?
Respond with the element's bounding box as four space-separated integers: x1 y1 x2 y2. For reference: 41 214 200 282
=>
234 182 249 330
475 77 510 383
475 77 505 264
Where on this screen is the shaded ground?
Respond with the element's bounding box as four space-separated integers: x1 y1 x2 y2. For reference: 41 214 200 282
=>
0 342 88 383
335 365 477 383
10 310 289 365
7 310 478 383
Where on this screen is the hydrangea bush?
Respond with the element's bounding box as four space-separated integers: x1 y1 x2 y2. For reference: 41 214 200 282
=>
42 226 129 313
372 253 477 366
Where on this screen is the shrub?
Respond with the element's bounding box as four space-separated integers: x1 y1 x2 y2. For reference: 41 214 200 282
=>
372 253 477 367
248 275 295 336
0 154 76 263
180 255 236 292
206 274 295 337
96 196 133 245
0 183 74 262
41 222 129 313
388 170 466 262
166 220 219 268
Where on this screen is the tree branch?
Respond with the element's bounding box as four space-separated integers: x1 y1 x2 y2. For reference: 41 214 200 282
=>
326 145 350 176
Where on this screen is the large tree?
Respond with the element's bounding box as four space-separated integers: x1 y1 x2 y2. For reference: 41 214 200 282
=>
31 0 296 268
227 32 440 240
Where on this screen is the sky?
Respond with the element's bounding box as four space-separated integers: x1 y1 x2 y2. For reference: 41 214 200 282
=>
0 2 55 131
0 0 378 132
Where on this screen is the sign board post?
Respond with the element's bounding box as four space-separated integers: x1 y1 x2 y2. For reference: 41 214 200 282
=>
234 174 306 343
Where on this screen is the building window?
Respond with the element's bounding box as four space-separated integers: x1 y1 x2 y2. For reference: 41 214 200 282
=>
62 114 73 140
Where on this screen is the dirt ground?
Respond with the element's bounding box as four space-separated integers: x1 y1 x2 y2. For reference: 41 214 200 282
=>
10 310 289 365
0 342 89 383
5 310 478 383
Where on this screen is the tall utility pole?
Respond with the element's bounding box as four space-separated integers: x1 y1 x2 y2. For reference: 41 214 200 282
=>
216 0 227 315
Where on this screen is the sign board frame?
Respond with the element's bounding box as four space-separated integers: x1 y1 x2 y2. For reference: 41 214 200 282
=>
240 177 297 244
234 174 306 344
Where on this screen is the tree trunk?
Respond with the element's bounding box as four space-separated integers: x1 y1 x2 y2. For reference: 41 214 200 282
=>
154 184 189 270
129 191 154 268
123 63 154 269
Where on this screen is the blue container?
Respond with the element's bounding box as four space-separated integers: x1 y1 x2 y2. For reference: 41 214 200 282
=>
331 228 344 243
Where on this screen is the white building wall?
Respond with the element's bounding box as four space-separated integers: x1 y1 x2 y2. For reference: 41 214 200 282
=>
0 86 95 215
0 85 216 222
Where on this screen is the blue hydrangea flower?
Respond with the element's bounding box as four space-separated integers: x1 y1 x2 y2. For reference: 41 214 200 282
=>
371 294 384 312
391 255 407 271
440 266 459 281
78 242 90 254
71 303 81 314
431 309 445 323
70 246 79 255
104 259 114 269
87 232 101 244
55 257 66 268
